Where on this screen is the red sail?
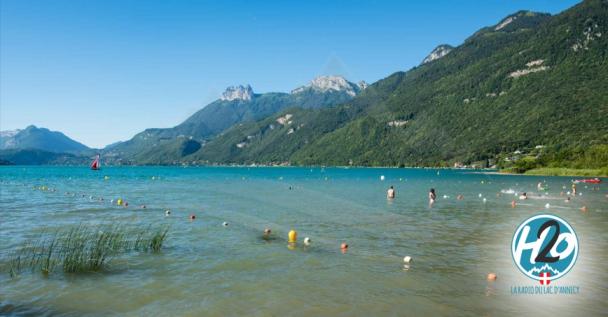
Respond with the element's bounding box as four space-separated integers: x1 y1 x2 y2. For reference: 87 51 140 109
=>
91 155 100 170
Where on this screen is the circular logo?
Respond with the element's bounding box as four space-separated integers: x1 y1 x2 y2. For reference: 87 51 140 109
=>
511 214 578 283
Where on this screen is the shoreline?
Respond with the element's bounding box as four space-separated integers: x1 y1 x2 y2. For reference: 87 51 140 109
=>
2 164 606 177
493 167 607 178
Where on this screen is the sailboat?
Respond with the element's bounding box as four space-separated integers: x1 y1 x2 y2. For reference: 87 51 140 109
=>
90 154 101 170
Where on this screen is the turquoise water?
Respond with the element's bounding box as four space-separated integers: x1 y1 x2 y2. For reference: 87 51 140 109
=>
1 166 607 316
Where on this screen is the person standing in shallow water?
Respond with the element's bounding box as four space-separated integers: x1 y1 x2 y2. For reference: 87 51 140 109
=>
387 186 395 199
429 188 437 205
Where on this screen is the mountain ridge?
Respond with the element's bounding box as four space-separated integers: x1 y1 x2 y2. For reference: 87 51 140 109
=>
103 75 366 163
4 1 607 171
0 125 90 154
183 0 608 170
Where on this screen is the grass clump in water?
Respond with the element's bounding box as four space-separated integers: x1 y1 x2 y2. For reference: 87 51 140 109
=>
6 223 169 277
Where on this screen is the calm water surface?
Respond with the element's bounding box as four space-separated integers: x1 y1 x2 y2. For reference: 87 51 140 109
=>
1 166 607 316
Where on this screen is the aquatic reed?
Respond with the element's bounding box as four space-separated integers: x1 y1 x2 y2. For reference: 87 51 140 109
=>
6 223 169 277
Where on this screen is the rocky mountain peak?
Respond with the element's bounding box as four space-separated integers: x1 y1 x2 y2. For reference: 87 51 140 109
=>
291 75 364 97
0 129 21 138
357 81 369 90
220 85 254 101
422 44 454 64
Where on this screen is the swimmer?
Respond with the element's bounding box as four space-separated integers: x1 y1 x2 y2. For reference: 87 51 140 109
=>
572 183 577 195
457 194 464 200
580 205 588 212
565 197 571 203
537 182 544 191
387 186 395 199
429 188 437 205
519 192 528 200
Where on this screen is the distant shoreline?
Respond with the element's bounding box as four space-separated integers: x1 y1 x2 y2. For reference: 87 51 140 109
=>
493 167 607 178
2 164 605 177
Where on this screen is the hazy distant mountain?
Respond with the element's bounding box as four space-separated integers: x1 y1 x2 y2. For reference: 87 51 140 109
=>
0 149 89 165
0 125 90 153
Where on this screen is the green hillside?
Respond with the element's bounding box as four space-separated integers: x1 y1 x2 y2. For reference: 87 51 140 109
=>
190 1 608 171
104 77 364 163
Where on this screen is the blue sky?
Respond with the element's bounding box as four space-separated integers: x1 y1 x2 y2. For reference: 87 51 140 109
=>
0 0 580 148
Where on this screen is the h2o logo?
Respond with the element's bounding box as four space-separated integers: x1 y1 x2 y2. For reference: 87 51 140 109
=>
511 214 578 284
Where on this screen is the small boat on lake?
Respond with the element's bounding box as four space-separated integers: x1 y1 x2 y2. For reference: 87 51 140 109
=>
90 154 101 170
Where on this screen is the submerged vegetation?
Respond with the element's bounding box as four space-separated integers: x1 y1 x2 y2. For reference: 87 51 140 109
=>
6 224 169 277
523 167 608 177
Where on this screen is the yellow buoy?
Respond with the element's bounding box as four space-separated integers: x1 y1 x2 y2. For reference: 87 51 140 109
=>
288 230 297 243
117 198 123 206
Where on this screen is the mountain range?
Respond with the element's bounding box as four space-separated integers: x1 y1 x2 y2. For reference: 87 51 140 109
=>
2 0 607 171
0 126 92 165
101 75 367 164
0 125 89 154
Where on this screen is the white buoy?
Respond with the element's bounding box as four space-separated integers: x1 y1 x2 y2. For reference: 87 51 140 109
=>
567 191 571 195
403 256 412 263
545 203 550 209
380 175 385 181
222 221 229 227
483 198 487 203
443 195 448 199
304 237 311 246
579 193 582 196
478 193 483 198
165 210 171 216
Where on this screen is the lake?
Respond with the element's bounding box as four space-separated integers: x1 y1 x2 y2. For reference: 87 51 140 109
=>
1 166 606 316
